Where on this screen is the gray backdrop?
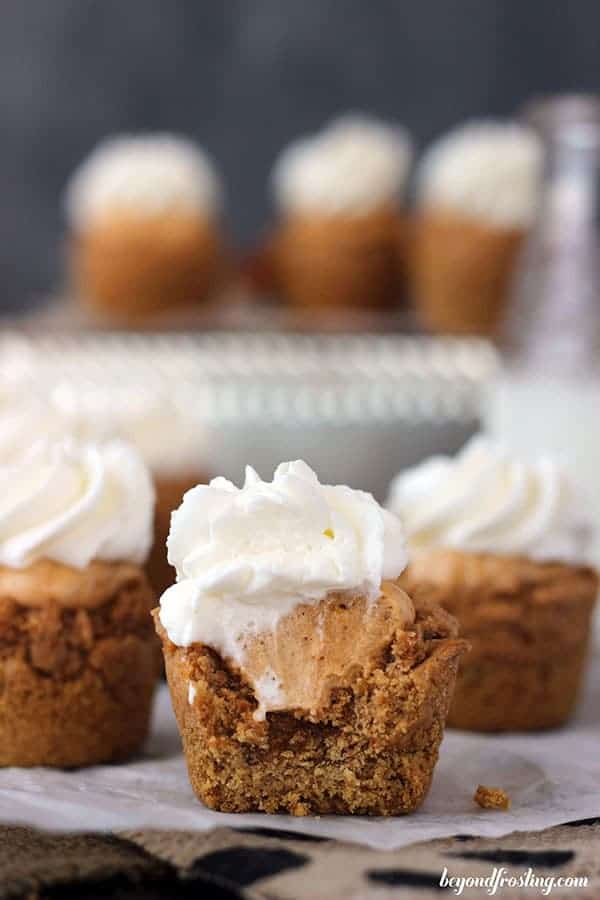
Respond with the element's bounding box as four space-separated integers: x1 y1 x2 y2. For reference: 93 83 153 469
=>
1 0 599 310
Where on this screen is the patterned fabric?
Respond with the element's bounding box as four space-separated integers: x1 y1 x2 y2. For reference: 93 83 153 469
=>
0 820 598 899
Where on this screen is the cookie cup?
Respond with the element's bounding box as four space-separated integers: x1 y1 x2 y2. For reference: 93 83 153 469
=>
0 559 159 767
155 584 467 816
399 549 598 731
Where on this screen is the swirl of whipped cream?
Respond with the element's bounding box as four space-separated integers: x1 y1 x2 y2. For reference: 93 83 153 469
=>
272 115 413 216
0 439 155 569
417 121 542 228
65 134 222 231
386 437 591 563
159 459 407 651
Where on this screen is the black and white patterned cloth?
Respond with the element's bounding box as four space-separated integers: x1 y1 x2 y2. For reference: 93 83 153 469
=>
1 819 599 899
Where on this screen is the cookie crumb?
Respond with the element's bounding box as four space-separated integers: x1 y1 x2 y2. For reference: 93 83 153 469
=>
474 785 511 811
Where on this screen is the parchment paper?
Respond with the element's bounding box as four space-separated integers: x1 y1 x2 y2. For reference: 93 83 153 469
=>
1 647 598 851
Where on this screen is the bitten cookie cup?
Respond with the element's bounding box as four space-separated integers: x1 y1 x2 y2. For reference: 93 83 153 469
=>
411 211 524 335
399 549 598 732
70 211 225 321
155 590 468 816
0 559 159 767
272 208 407 311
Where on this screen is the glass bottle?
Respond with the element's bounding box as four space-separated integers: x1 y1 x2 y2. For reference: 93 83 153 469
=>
485 95 600 564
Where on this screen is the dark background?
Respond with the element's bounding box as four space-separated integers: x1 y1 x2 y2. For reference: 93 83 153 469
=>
1 0 598 310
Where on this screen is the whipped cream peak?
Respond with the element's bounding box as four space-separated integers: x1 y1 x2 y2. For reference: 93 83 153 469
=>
387 436 592 564
160 460 407 655
167 458 407 603
272 114 413 216
418 120 542 228
0 439 154 569
65 134 222 231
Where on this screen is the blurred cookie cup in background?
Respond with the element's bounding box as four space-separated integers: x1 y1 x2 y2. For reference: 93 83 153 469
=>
412 121 542 335
64 135 226 323
0 440 158 767
267 115 413 313
388 437 598 732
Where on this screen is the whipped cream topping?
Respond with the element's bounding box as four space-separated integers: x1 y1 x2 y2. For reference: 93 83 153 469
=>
65 134 222 231
272 115 413 216
387 436 591 563
159 460 407 660
0 439 154 569
417 121 542 228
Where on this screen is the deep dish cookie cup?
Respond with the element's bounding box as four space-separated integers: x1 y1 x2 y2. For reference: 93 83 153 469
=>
387 437 597 732
154 458 468 816
0 438 158 767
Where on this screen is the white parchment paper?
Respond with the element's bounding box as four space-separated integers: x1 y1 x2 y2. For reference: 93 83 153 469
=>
1 648 598 851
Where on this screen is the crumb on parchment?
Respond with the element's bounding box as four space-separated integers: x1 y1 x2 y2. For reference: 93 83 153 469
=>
474 785 511 811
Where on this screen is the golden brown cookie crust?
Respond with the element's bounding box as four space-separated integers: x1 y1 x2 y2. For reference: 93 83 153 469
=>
400 549 598 731
70 211 225 319
411 210 524 335
155 590 468 816
274 207 406 311
0 559 159 767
